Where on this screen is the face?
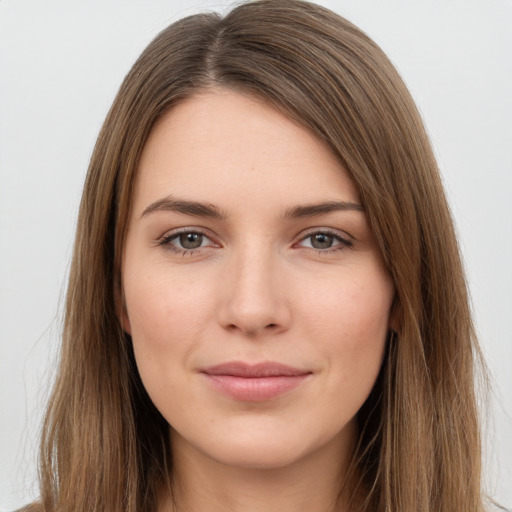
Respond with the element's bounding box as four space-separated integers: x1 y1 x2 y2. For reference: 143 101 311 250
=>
121 89 394 470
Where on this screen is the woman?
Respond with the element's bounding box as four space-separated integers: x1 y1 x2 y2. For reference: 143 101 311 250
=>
24 0 491 510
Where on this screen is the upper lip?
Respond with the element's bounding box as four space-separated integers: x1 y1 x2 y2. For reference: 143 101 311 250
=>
201 361 311 378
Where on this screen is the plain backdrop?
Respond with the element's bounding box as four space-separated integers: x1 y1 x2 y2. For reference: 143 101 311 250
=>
1 0 511 509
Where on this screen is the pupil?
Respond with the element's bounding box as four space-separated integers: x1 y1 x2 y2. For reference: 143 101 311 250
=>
312 233 333 249
180 233 202 249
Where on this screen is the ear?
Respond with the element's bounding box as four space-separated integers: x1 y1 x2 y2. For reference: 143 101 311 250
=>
114 276 132 335
388 295 401 335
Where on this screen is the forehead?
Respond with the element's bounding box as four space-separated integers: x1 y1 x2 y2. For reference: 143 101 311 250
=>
132 89 360 216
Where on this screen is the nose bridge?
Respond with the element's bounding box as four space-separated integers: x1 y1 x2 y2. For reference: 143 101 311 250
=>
219 236 289 335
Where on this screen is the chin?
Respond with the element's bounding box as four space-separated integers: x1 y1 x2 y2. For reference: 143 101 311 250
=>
205 448 310 471
210 438 308 470
171 416 353 472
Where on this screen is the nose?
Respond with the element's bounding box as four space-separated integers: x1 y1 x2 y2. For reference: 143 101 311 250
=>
217 243 291 337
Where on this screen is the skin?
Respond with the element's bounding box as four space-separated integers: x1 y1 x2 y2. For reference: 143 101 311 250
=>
121 89 394 512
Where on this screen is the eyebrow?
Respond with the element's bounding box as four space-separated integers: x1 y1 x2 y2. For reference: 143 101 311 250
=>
141 196 226 219
283 200 364 218
140 196 364 220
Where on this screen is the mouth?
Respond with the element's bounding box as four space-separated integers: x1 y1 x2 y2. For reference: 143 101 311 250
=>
200 361 313 402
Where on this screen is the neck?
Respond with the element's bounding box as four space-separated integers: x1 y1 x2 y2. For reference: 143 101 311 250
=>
160 424 358 512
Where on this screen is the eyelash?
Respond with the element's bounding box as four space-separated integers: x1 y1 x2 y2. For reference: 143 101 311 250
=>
157 228 217 256
156 228 353 256
296 229 353 254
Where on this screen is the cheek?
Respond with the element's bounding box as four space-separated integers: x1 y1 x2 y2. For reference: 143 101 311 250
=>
297 267 393 377
302 270 391 335
122 269 215 416
122 267 217 392
125 268 208 340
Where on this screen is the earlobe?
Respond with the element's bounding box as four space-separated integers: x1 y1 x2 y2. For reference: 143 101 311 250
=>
388 296 401 335
121 308 132 336
114 277 132 335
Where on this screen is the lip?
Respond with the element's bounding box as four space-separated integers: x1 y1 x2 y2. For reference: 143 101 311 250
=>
200 361 312 401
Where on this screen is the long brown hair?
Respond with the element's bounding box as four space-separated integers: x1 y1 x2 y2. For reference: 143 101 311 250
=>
34 1 487 510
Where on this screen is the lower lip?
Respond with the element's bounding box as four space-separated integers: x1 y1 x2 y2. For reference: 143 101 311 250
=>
202 374 311 401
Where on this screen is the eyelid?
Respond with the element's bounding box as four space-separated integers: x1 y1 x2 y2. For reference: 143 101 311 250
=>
155 226 353 255
294 227 354 251
156 226 221 252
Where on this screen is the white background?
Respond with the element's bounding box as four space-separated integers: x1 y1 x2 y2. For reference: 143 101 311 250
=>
0 0 511 509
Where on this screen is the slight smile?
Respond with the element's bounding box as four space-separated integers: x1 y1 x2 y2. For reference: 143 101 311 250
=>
200 361 313 402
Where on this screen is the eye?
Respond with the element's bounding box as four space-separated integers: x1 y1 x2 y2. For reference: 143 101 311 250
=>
176 232 206 249
308 233 335 250
297 230 352 252
158 229 216 253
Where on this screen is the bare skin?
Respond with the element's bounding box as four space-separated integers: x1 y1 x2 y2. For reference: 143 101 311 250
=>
162 423 355 512
121 89 394 512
